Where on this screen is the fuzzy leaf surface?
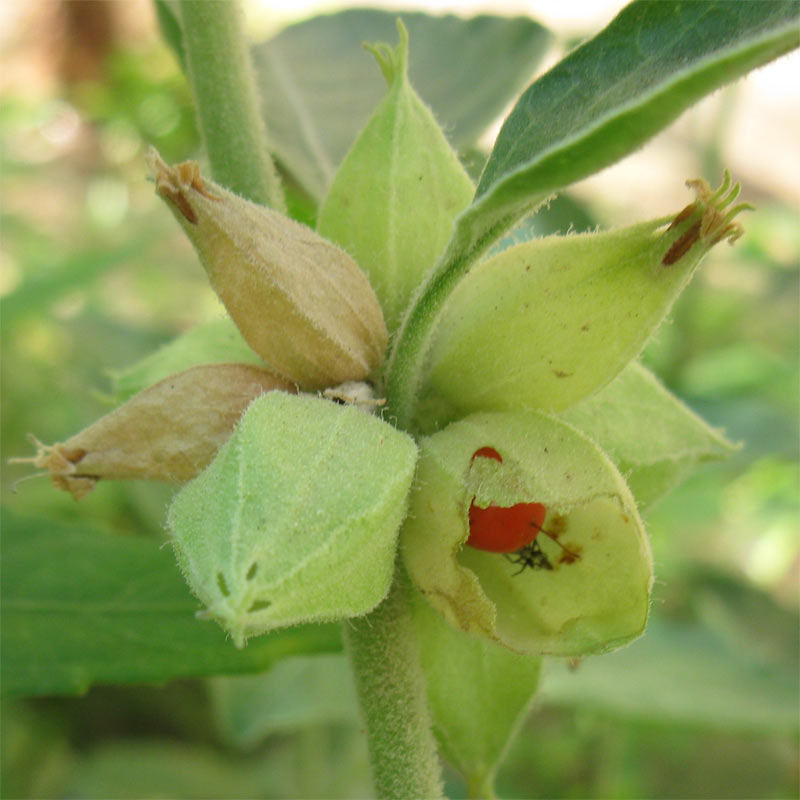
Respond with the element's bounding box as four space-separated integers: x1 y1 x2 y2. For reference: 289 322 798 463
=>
455 0 799 266
0 509 342 696
411 589 540 794
252 10 551 199
560 361 736 509
318 25 474 332
168 393 418 645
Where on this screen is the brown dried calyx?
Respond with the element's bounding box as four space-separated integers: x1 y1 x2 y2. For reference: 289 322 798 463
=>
662 170 752 266
148 149 388 390
11 364 294 500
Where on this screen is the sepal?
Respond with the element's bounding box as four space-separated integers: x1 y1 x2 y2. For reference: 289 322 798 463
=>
559 361 737 509
411 587 540 794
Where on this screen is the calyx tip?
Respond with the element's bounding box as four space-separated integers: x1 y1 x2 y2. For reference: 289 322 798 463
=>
663 171 752 265
148 149 221 224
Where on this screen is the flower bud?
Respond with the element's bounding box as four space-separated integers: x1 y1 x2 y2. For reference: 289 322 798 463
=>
13 364 294 499
148 149 388 390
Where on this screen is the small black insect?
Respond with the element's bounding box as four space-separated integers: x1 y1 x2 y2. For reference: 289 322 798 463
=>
504 540 553 575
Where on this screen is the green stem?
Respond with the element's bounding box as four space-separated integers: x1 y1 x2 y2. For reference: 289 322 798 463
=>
344 565 444 799
384 205 520 430
178 0 285 210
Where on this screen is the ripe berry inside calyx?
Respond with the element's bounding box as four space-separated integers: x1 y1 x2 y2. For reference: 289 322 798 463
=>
466 447 547 554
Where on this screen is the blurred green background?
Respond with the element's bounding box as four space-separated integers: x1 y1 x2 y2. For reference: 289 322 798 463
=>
1 2 797 798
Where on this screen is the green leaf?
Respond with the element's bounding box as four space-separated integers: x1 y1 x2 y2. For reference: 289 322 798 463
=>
411 588 541 795
210 654 358 749
168 392 418 645
559 362 736 509
419 180 748 420
252 10 551 200
466 0 799 265
0 508 342 696
1 244 146 326
318 23 475 333
66 741 275 800
402 410 652 656
540 616 799 735
65 735 372 799
109 317 264 401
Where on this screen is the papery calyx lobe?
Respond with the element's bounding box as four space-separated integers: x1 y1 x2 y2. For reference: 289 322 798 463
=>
13 364 293 499
148 148 388 390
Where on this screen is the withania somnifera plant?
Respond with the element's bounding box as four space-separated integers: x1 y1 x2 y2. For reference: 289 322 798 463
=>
15 3 797 796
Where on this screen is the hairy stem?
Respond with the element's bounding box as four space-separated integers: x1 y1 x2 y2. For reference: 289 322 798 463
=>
344 566 444 799
178 0 285 210
384 206 517 430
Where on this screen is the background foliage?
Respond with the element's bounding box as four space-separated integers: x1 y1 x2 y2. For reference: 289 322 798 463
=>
1 2 797 798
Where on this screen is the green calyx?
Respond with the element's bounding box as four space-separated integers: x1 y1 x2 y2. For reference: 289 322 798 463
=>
415 172 750 426
401 410 652 657
559 361 737 510
411 588 541 795
167 392 418 647
318 20 474 334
